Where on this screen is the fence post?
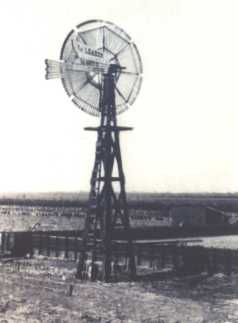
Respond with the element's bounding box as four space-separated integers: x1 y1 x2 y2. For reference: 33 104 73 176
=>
161 247 166 268
1 233 5 254
39 232 42 255
225 250 232 276
207 250 213 275
74 236 78 261
29 232 33 258
55 235 59 258
213 249 217 274
137 249 141 266
149 248 153 268
68 284 74 296
172 246 179 272
6 233 10 252
65 232 69 259
47 234 50 257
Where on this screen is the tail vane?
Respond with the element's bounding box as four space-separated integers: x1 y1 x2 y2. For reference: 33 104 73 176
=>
45 59 63 79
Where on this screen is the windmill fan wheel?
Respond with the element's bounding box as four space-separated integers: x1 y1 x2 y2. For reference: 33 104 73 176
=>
47 20 143 116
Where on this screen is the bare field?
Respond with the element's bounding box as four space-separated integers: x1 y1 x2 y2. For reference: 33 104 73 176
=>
1 194 238 322
0 258 238 322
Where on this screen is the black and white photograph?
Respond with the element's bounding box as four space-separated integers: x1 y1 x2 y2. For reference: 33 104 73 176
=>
0 0 238 322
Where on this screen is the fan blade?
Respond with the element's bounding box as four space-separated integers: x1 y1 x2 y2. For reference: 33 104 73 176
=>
109 44 129 62
104 26 129 56
120 71 139 76
115 85 127 104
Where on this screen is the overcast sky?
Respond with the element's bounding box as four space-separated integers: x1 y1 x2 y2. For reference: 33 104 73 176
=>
0 0 238 193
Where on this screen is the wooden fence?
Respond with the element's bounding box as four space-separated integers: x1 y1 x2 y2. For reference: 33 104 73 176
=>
0 231 238 277
0 231 81 260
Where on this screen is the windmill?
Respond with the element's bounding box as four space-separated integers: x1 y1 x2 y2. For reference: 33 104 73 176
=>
45 20 143 282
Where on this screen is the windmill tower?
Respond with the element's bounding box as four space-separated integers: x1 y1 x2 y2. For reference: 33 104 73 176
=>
45 20 143 282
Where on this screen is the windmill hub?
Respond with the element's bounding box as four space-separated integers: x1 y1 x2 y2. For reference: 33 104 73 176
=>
45 20 143 282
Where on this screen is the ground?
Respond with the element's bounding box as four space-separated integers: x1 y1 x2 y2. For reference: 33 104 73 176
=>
0 258 238 323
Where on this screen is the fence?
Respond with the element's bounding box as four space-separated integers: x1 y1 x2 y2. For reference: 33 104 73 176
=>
134 245 236 277
0 231 82 260
0 231 238 277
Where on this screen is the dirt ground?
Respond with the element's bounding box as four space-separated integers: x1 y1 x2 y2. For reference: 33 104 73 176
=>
0 258 238 323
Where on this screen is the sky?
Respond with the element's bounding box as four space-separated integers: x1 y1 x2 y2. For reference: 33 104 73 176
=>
0 0 238 193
